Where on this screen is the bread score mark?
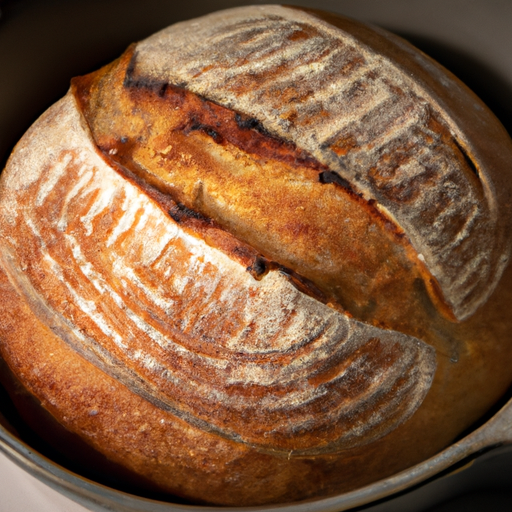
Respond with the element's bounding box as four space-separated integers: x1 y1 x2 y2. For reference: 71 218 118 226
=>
95 149 332 305
0 93 437 456
72 46 455 333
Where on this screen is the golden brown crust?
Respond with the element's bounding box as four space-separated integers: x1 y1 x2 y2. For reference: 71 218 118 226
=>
1 5 512 507
0 94 436 457
72 47 451 332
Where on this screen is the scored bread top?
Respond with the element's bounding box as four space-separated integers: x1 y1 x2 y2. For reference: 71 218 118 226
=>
3 5 512 489
74 46 436 334
0 93 436 454
3 7 512 504
121 4 512 321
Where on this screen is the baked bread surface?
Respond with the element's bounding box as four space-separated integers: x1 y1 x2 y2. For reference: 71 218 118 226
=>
1 5 512 506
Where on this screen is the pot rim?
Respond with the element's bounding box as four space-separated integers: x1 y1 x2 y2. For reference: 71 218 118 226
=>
1 392 512 512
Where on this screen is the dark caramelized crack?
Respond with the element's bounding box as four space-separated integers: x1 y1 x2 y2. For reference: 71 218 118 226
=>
319 170 354 192
169 202 211 224
120 51 329 173
277 267 330 307
234 113 266 132
185 122 223 143
93 151 331 303
245 256 272 280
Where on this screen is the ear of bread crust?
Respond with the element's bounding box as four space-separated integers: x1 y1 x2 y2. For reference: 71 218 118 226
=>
72 47 447 335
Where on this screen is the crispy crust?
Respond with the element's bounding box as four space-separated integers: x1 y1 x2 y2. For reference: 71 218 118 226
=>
72 47 448 332
1 6 512 507
130 5 512 321
0 93 436 455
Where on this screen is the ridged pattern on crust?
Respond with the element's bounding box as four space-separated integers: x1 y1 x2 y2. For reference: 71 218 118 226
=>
131 5 506 320
0 93 436 455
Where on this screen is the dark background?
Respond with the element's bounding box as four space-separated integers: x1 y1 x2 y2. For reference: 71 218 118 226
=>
0 1 511 511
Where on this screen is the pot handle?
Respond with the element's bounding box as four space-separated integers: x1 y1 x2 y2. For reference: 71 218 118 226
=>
317 396 512 512
468 395 512 447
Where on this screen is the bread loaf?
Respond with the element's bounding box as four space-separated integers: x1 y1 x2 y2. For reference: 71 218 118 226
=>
1 5 512 506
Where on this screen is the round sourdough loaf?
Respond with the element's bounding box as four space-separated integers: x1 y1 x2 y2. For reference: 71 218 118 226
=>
1 4 512 507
